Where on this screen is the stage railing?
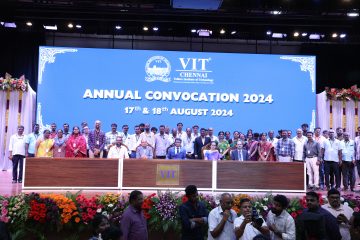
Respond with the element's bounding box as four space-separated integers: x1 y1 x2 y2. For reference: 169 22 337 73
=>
23 158 306 192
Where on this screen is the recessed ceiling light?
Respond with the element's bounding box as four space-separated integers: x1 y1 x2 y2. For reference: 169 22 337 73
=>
75 24 81 29
43 24 57 30
68 23 73 28
332 33 338 38
293 32 299 37
115 25 122 30
191 29 196 33
143 26 149 31
347 12 359 17
26 21 32 26
266 31 272 35
301 33 308 37
271 10 282 15
231 31 236 35
340 33 346 38
220 29 225 34
153 27 159 31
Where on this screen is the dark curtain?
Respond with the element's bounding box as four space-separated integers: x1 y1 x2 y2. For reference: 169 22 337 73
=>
0 29 45 92
300 43 360 93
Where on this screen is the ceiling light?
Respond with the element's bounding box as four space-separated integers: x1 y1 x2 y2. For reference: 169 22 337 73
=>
332 33 338 38
26 21 32 27
347 12 359 17
266 31 272 35
153 27 159 31
271 10 282 15
3 22 16 28
220 29 225 34
115 25 122 30
75 24 82 29
301 33 308 37
340 33 346 38
197 29 212 37
191 29 196 33
231 31 236 35
293 32 299 37
272 33 285 38
143 26 149 31
309 34 320 40
43 24 57 30
68 23 73 28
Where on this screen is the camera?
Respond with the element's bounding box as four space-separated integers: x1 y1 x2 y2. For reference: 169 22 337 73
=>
252 207 264 226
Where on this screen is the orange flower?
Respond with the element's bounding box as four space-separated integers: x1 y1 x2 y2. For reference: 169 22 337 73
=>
75 217 80 223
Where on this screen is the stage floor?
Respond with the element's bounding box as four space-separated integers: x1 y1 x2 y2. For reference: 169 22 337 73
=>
2 170 359 197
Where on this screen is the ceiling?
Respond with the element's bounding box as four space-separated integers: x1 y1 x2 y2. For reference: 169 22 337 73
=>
0 0 359 42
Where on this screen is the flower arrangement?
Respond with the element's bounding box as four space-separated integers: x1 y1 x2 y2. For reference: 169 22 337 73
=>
1 191 359 238
325 85 360 101
0 73 29 92
148 191 180 233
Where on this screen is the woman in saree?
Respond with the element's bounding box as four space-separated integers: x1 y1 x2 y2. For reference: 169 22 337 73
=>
217 131 231 159
53 129 66 157
246 132 258 161
257 132 275 161
65 126 87 158
35 130 54 157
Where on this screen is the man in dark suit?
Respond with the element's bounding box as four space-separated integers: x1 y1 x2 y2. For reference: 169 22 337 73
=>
167 138 187 159
230 141 248 161
194 128 211 159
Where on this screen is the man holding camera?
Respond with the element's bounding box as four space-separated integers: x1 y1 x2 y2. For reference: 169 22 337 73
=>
234 198 269 240
266 195 295 240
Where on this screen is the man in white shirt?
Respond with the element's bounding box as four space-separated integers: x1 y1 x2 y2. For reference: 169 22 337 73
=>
182 128 195 159
107 136 129 159
266 195 295 240
341 132 356 191
234 198 269 240
119 124 131 147
314 127 326 190
105 123 120 157
321 129 343 190
176 122 186 139
128 125 141 158
207 127 219 142
208 193 237 240
191 125 200 139
292 128 307 162
8 125 26 183
154 125 170 159
137 123 155 148
323 189 353 240
267 130 278 148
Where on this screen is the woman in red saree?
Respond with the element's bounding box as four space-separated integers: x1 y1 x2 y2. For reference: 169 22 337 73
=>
65 126 87 158
258 132 275 161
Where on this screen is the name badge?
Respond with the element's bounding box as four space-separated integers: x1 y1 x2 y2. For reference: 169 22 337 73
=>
96 140 100 145
73 143 77 148
58 149 62 153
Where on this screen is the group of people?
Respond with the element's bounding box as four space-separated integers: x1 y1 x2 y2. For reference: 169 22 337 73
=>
8 120 360 192
88 186 360 240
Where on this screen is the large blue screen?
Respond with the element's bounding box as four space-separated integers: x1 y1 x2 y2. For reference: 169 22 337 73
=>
37 46 316 133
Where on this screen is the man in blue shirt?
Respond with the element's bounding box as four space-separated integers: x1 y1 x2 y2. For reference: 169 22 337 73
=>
179 185 208 240
25 124 41 157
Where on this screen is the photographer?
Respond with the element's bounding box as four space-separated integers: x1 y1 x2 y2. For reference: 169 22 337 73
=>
266 195 295 240
234 198 269 240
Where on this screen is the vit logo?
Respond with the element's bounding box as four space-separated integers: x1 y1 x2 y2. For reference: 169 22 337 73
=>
179 58 211 71
145 56 171 82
